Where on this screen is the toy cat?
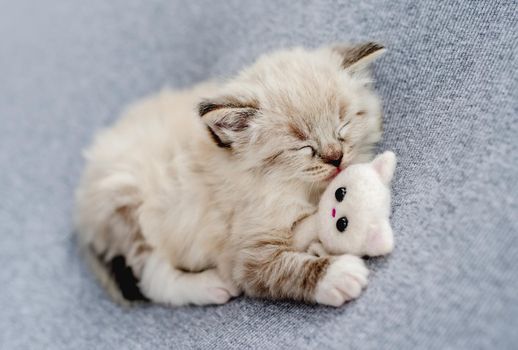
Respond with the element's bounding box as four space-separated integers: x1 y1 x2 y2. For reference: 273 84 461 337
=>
294 151 396 258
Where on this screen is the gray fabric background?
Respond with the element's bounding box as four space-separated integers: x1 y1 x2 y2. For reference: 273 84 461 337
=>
1 1 516 349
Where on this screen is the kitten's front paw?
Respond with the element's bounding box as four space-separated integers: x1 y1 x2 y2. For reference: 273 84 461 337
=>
314 255 369 307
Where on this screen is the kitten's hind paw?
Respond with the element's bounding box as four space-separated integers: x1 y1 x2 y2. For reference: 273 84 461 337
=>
197 270 240 305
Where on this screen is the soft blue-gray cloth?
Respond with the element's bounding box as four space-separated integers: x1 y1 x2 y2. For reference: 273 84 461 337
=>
1 1 516 349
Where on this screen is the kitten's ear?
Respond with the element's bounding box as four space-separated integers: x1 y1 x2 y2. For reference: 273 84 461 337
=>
371 151 397 185
198 96 259 148
332 42 386 72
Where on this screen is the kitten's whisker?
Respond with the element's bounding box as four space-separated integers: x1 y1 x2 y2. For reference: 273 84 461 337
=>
303 166 323 173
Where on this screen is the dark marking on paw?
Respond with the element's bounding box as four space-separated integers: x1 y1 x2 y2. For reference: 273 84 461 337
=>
109 255 149 302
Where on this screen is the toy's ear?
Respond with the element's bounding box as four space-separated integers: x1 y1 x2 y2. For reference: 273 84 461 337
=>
371 151 397 185
364 221 394 257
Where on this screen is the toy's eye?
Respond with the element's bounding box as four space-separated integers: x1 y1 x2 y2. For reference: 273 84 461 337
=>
335 187 347 202
336 217 348 232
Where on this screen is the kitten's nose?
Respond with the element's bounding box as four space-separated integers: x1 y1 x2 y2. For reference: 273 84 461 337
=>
328 154 343 167
322 147 343 167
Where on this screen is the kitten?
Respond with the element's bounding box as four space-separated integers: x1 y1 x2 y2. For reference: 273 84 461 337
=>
75 43 385 306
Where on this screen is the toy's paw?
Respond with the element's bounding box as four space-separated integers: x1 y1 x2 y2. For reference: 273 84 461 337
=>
307 242 328 257
314 255 369 307
197 270 240 305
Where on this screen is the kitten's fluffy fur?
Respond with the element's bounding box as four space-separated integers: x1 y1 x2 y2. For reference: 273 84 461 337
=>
76 43 385 306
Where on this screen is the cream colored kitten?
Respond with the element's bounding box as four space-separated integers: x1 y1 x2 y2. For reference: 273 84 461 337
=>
75 43 385 306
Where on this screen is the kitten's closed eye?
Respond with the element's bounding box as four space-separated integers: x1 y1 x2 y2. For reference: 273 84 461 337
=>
338 121 351 141
297 146 316 157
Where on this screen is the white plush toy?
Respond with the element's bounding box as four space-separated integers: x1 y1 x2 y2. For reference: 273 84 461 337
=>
294 151 397 257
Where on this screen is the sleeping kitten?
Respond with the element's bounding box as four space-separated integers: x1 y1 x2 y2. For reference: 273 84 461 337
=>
75 43 385 306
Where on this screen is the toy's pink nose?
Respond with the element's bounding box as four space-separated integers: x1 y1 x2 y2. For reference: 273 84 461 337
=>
332 208 336 218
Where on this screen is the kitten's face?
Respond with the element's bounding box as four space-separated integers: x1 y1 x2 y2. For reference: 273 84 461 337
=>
200 43 385 187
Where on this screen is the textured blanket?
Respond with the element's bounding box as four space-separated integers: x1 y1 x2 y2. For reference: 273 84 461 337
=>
1 1 516 349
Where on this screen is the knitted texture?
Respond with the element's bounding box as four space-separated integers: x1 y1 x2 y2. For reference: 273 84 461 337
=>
0 1 516 349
